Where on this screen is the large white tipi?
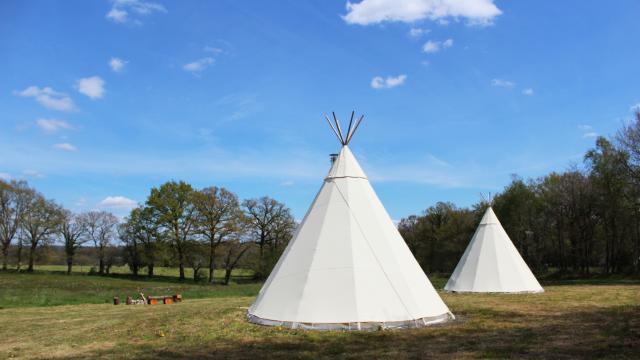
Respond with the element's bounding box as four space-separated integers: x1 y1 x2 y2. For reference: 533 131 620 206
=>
248 112 454 330
444 206 544 293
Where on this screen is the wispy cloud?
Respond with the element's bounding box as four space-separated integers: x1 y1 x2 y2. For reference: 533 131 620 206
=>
76 76 105 99
23 170 45 179
630 102 640 112
408 27 429 38
343 0 502 26
371 74 407 89
213 93 262 122
53 143 78 152
280 180 295 187
36 119 73 133
522 88 534 96
106 0 167 24
183 57 215 73
98 196 138 209
578 125 598 138
109 57 127 72
491 78 515 88
426 153 452 168
14 86 76 111
0 173 11 180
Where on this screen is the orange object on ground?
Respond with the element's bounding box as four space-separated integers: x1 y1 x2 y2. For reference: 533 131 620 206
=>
163 297 173 304
148 298 158 305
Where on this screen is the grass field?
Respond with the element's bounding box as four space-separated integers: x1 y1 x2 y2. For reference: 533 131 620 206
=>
0 271 638 359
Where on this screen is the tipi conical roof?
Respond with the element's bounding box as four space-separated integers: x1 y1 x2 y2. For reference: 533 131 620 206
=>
248 114 453 330
444 207 544 293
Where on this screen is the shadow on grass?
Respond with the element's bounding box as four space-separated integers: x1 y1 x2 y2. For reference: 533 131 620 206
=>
74 305 640 359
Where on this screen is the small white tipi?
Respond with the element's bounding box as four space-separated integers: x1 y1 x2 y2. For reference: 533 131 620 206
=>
444 206 544 293
248 112 454 330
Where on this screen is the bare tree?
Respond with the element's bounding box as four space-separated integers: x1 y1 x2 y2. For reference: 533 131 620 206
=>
0 180 29 270
21 190 63 272
59 210 88 274
80 211 118 275
617 111 640 181
193 186 241 283
119 217 142 276
242 196 296 278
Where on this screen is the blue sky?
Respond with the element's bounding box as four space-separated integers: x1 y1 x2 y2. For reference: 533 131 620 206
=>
1 0 639 220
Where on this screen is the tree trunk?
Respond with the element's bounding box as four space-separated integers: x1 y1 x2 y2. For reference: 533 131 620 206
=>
27 242 36 272
148 263 154 277
208 244 216 283
16 240 22 271
1 245 8 270
179 262 185 281
258 234 266 278
67 257 73 275
223 268 232 285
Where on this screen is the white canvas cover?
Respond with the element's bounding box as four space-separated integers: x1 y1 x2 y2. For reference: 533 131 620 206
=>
248 146 454 330
444 207 544 293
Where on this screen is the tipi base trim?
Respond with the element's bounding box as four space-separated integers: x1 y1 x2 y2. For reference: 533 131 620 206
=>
444 289 544 294
247 312 454 331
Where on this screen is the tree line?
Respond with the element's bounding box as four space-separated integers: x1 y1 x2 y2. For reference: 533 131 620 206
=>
0 180 296 283
399 112 640 276
2 112 639 280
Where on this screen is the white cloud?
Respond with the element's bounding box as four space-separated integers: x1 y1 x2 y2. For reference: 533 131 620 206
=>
204 46 225 54
36 119 73 133
106 0 167 24
491 78 515 88
426 153 451 167
109 57 127 72
343 0 502 26
53 143 78 152
578 125 598 138
183 57 215 73
423 38 452 53
371 74 407 89
98 196 137 209
106 8 128 22
76 76 105 99
23 170 45 179
522 88 534 96
0 173 11 180
422 40 440 53
14 86 76 111
280 180 295 187
630 102 640 112
408 27 429 37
